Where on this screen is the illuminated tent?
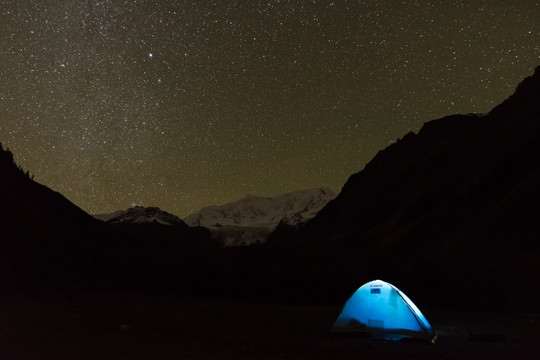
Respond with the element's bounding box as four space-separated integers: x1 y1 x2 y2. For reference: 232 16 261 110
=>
331 279 435 341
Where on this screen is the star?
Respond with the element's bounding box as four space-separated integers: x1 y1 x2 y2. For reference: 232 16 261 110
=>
1 1 538 217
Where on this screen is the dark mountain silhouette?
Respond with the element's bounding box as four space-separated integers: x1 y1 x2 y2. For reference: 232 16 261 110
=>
0 144 126 291
0 146 214 293
2 67 539 312
276 66 540 310
95 206 217 248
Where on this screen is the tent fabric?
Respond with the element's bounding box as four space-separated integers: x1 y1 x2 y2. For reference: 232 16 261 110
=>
332 279 434 341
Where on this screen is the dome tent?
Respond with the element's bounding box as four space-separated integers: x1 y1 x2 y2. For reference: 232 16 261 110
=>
332 280 435 341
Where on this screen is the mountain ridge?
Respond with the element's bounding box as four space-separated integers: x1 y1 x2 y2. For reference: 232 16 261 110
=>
277 66 540 310
95 206 186 226
1 66 539 310
94 206 216 248
184 187 336 246
184 187 336 229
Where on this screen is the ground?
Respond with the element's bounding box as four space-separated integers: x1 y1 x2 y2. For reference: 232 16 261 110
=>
1 292 539 359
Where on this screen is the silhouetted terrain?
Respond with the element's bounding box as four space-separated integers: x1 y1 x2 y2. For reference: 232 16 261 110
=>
2 68 540 358
0 144 123 290
0 145 215 293
275 66 540 311
1 67 539 313
95 206 216 248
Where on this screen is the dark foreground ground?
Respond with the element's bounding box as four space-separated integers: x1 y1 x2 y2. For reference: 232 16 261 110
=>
1 292 539 359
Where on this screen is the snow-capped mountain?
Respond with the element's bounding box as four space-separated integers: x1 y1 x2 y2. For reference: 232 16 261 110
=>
184 187 336 229
94 206 185 226
184 187 335 246
94 206 217 247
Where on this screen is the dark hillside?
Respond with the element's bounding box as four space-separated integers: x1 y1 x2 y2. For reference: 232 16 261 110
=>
1 67 539 311
284 67 540 310
0 144 126 290
0 144 221 294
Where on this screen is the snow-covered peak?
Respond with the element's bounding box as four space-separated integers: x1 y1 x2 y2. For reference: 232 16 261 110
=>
184 187 336 229
94 206 184 226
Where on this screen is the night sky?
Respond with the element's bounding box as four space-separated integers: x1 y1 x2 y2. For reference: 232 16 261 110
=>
1 1 539 217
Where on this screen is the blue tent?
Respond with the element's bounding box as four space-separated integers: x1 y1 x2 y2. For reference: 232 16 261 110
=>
332 280 435 341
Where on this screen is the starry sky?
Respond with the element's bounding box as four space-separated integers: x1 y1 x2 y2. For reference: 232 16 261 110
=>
1 1 539 217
